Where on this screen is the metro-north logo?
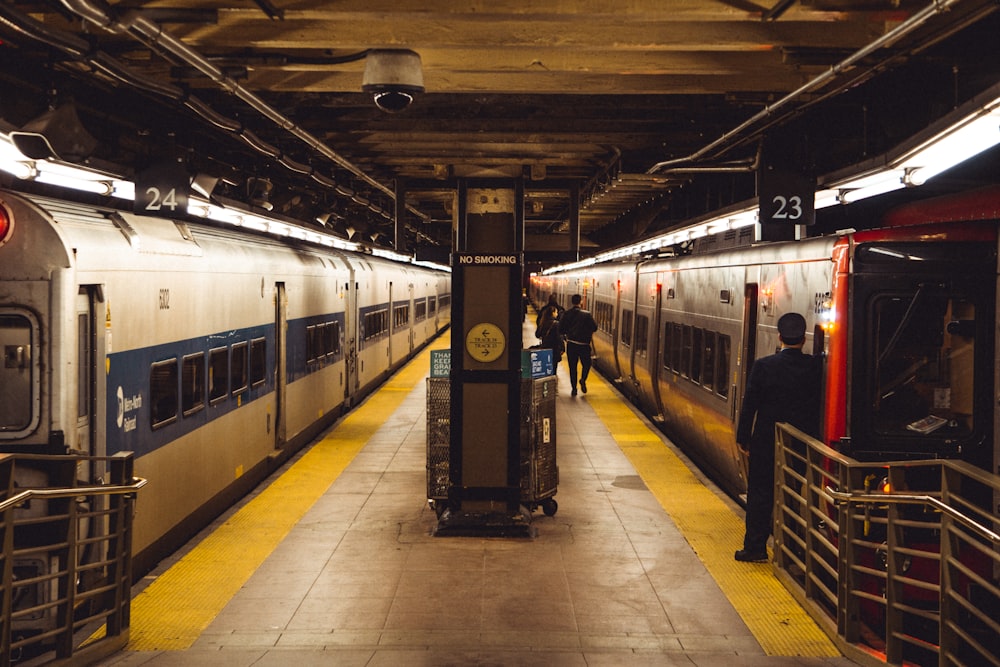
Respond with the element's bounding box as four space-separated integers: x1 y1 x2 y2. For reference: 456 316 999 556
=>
116 386 141 433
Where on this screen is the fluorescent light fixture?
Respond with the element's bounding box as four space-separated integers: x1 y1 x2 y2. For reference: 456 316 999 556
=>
2 160 35 180
0 131 380 259
32 171 113 195
111 180 135 200
824 168 906 205
813 189 841 210
840 177 906 203
2 131 122 196
897 98 1000 185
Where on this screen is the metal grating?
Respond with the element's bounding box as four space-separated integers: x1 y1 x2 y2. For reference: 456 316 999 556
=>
426 376 557 505
425 378 451 500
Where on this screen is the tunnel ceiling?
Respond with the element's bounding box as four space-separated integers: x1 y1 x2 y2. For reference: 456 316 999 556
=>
1 0 999 260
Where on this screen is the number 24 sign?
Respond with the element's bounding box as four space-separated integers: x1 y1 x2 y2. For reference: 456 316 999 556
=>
134 161 190 220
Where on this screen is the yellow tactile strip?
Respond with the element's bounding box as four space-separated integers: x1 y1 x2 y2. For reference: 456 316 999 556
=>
127 334 449 651
582 372 841 657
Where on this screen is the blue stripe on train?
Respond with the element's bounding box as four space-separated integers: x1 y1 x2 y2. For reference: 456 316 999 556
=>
106 311 346 457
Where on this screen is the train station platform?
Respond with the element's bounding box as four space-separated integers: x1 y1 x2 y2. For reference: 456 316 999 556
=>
93 320 859 667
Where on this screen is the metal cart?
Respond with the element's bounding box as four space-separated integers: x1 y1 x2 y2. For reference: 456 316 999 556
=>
426 374 558 517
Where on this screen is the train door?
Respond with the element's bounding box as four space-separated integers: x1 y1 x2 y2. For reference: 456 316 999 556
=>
76 287 108 588
611 272 624 379
734 281 759 495
344 270 359 404
648 277 665 418
274 282 287 447
630 268 657 402
616 270 638 390
408 282 415 355
76 287 104 481
387 281 395 368
0 309 39 439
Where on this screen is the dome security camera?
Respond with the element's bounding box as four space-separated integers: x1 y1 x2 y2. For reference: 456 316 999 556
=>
362 49 424 113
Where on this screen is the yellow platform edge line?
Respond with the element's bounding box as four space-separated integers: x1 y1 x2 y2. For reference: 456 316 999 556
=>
126 333 450 651
583 373 840 658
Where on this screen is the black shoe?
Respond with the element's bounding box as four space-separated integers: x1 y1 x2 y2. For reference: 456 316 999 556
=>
734 549 768 562
580 380 587 394
571 387 578 396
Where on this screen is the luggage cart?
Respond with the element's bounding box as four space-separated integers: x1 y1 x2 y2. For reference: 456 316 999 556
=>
426 374 558 518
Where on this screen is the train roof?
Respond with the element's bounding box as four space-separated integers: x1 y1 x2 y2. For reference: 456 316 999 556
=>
882 185 1000 228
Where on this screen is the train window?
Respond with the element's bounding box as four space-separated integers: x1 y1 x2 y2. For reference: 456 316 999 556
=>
250 338 266 387
150 359 178 429
393 304 410 328
870 291 975 438
716 335 731 398
621 309 633 347
306 324 320 363
415 299 427 322
77 313 90 419
428 296 437 314
635 314 649 356
208 347 228 403
662 322 672 370
0 313 35 432
680 325 692 378
231 342 248 396
331 321 342 356
594 301 610 334
691 328 703 383
670 323 682 373
702 331 715 391
181 353 205 417
364 308 389 340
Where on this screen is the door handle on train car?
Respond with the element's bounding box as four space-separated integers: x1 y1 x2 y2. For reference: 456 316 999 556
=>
4 345 30 370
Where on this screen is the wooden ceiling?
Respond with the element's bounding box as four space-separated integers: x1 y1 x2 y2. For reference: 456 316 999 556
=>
1 0 999 258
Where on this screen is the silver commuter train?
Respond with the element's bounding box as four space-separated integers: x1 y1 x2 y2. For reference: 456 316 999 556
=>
0 187 450 573
532 186 999 500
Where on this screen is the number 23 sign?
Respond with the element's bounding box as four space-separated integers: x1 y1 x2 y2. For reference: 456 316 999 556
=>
758 167 815 227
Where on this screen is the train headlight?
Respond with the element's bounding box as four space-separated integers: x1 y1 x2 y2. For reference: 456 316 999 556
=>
0 201 14 248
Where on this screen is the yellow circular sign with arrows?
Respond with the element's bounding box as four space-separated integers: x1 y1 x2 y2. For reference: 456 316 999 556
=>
466 322 506 363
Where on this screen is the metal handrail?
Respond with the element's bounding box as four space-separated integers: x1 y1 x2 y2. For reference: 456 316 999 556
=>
824 487 1000 545
773 422 1000 667
0 477 147 513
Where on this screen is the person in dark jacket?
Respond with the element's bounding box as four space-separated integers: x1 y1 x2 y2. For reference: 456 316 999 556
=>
535 294 564 339
558 294 598 396
537 311 564 364
734 312 821 562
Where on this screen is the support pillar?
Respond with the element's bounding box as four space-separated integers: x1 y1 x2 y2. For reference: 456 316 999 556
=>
437 180 529 536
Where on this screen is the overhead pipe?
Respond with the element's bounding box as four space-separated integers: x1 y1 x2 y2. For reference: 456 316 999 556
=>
647 0 972 173
52 0 431 229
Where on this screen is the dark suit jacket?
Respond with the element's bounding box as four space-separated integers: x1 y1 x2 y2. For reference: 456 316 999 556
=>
558 306 597 344
736 347 821 458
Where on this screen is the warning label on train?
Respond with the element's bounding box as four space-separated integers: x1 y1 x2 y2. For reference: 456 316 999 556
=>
456 254 520 265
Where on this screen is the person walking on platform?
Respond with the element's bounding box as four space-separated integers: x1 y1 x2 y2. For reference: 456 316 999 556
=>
535 306 564 364
558 294 598 397
734 312 821 563
535 294 564 338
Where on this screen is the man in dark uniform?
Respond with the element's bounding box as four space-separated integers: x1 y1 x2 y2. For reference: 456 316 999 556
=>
734 312 821 562
558 294 598 397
